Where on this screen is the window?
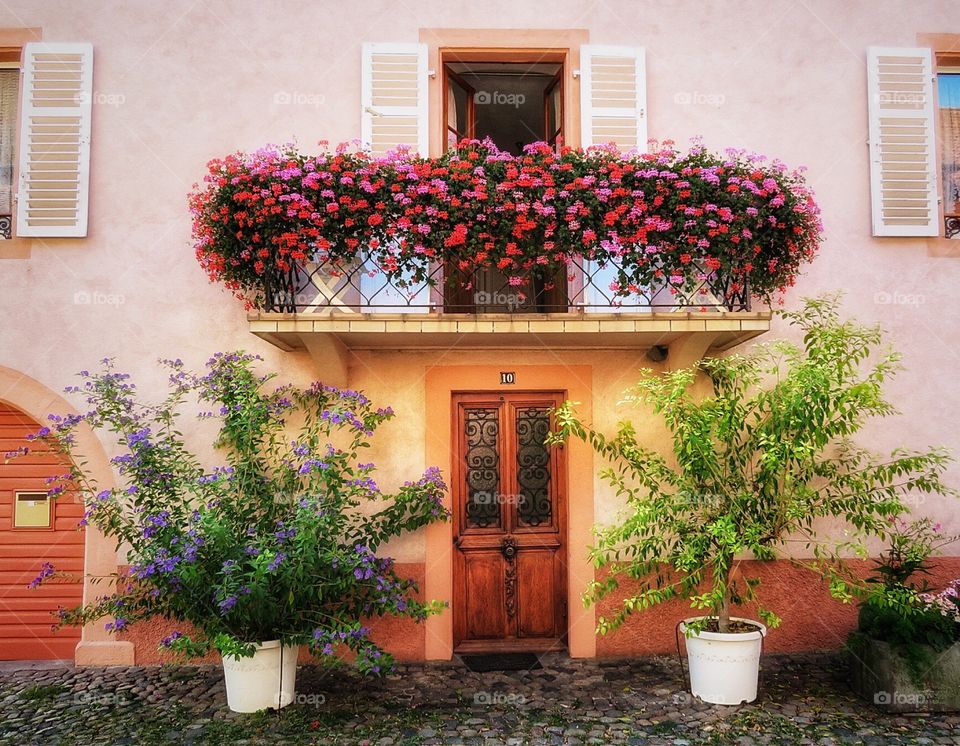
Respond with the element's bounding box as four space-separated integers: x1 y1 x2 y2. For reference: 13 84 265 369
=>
361 39 647 313
441 54 567 311
0 55 18 239
15 42 93 238
866 47 939 237
938 58 960 238
444 61 563 154
866 44 960 240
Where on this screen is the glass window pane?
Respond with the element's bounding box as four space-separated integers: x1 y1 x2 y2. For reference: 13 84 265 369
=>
939 72 960 236
0 69 18 222
464 407 500 528
515 407 552 527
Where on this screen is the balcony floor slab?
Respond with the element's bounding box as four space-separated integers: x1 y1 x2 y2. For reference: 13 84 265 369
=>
248 311 771 353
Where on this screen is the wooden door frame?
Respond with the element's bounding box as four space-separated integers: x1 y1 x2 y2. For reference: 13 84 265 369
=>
544 69 563 146
450 390 569 654
423 364 595 661
443 65 476 145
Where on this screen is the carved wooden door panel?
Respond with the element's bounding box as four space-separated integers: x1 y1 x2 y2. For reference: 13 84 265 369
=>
452 392 567 653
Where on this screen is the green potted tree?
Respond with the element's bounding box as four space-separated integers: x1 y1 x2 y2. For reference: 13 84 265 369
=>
26 352 448 712
549 295 956 705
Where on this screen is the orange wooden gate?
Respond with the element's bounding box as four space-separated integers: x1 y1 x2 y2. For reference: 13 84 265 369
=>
0 402 84 660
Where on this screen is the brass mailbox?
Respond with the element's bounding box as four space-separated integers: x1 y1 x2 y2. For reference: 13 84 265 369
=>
14 492 52 528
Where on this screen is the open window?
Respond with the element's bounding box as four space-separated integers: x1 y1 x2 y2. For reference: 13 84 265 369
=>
938 55 960 238
0 53 18 239
444 60 563 155
442 55 567 312
360 42 647 314
15 42 94 238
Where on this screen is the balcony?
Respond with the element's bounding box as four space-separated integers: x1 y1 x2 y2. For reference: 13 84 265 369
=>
248 252 772 379
190 140 822 377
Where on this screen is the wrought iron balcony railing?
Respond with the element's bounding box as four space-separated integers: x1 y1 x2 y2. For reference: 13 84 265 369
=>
261 253 751 315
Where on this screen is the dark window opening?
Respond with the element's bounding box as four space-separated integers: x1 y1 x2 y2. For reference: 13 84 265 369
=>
442 59 567 312
444 61 563 155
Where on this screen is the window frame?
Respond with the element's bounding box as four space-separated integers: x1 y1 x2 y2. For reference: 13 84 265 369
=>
935 53 960 239
420 29 588 158
0 57 20 240
917 34 960 249
443 65 476 146
439 50 568 154
0 28 38 256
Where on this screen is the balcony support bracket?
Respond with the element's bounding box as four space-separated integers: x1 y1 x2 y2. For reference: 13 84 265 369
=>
667 332 722 371
301 332 349 387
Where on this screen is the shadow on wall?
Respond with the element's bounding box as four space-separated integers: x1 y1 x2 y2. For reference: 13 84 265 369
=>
594 558 960 656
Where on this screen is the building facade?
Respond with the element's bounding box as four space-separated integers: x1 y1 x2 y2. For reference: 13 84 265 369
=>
0 1 958 665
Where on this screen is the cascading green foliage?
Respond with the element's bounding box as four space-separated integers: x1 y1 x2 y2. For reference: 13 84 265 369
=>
851 518 960 685
548 294 956 634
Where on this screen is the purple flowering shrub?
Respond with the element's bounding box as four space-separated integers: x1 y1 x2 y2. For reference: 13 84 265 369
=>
29 352 448 671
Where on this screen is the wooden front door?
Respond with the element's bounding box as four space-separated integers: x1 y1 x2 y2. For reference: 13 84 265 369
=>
452 392 567 653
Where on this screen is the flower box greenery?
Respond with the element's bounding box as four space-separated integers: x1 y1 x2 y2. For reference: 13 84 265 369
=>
28 352 448 671
189 139 823 311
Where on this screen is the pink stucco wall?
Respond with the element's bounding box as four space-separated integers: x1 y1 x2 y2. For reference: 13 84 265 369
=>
1 1 958 661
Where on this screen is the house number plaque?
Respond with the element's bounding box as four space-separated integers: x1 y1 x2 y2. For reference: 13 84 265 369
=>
500 372 516 385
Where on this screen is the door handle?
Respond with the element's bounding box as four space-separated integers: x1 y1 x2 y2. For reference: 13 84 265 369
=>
502 536 518 619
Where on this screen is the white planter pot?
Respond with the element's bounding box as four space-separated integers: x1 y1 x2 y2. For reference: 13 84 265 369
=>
680 616 766 705
221 640 299 713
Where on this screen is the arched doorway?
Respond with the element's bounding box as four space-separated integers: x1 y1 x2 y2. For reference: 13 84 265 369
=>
0 402 85 660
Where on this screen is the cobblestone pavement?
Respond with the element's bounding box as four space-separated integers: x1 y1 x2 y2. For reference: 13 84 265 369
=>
1 653 958 745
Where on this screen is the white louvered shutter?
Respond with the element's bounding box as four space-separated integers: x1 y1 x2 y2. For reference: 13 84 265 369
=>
580 45 647 151
16 42 93 238
361 43 428 157
866 46 939 237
